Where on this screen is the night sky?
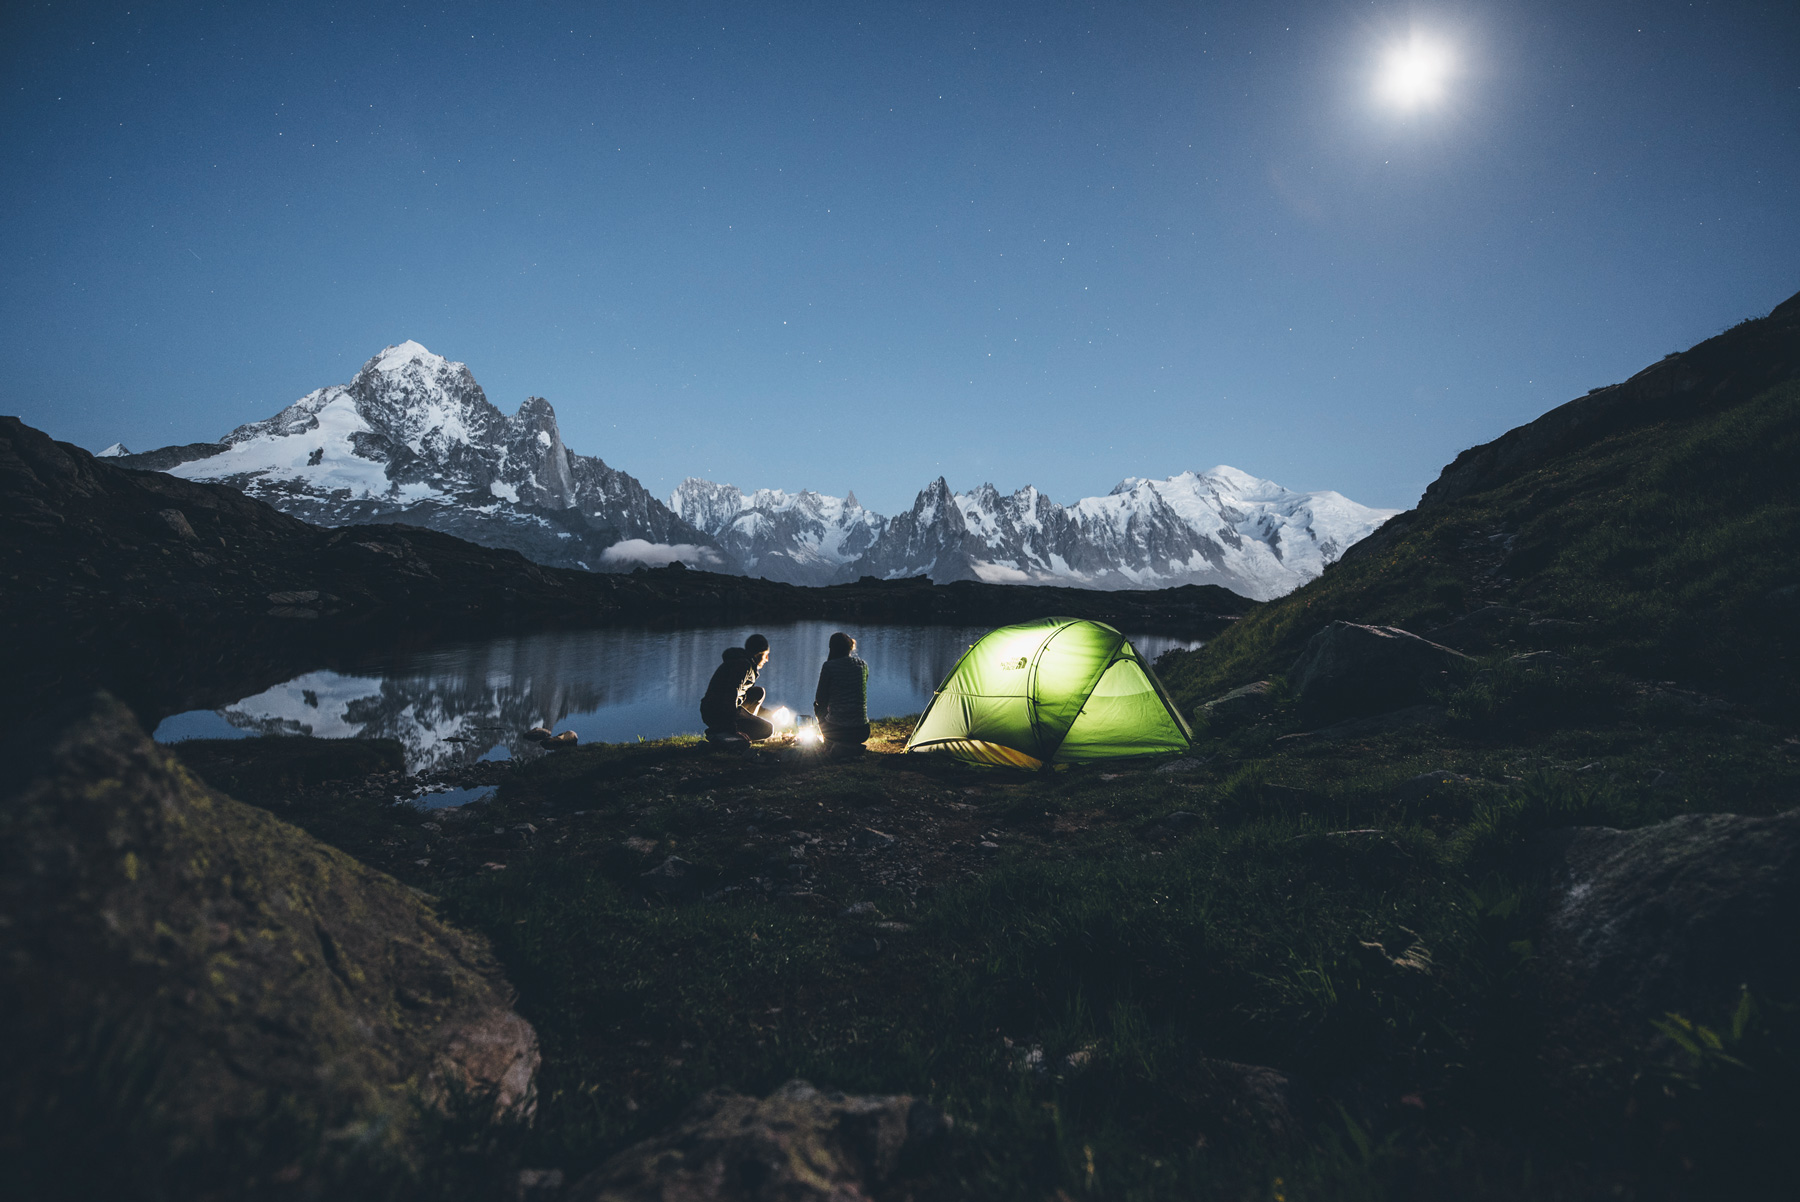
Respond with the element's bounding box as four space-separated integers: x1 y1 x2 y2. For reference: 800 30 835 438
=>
4 1 1797 515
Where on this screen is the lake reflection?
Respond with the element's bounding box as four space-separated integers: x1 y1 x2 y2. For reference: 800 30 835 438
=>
153 622 1203 773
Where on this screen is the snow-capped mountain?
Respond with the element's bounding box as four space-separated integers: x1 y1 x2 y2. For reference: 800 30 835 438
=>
106 339 1392 597
96 442 131 458
670 479 888 586
675 467 1395 599
114 342 717 571
848 468 1397 601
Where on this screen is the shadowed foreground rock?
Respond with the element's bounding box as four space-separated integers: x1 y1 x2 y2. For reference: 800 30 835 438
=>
1287 621 1470 722
1534 808 1800 1025
565 1080 947 1202
0 693 539 1194
1200 680 1276 729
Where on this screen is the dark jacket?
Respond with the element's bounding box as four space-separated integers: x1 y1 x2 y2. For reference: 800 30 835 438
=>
814 655 868 730
700 647 760 727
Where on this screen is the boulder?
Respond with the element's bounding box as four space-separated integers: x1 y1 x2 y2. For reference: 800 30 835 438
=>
1287 622 1471 721
1533 809 1800 1025
1 693 539 1193
639 855 703 901
156 506 199 542
1192 1059 1301 1143
564 1079 947 1202
1201 680 1277 727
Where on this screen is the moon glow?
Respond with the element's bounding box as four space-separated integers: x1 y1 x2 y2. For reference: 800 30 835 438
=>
1377 37 1454 109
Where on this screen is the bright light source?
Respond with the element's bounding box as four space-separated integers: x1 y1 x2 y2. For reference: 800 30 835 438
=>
799 726 822 745
769 706 794 731
1377 37 1453 109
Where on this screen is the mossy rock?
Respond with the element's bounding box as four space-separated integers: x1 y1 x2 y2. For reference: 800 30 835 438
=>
565 1079 947 1202
0 693 538 1197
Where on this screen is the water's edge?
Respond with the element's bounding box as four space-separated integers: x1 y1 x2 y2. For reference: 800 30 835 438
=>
154 621 1202 773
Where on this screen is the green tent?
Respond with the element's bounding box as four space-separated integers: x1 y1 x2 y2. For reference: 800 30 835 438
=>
905 617 1193 769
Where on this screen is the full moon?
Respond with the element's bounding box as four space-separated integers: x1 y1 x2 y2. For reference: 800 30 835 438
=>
1377 37 1454 108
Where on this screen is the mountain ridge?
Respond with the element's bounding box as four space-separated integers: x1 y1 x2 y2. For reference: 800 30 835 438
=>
674 467 1397 600
112 340 1392 598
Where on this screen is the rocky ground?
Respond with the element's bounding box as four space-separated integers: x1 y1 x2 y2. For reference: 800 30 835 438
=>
179 719 1078 928
142 657 1800 1201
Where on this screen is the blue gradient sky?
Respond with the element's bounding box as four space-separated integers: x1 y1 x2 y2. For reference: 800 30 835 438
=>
4 1 1797 514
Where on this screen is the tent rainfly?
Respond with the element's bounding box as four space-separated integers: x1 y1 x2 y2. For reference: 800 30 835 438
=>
904 617 1193 769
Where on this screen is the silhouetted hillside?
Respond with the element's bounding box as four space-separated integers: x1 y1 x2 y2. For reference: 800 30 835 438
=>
1159 288 1800 722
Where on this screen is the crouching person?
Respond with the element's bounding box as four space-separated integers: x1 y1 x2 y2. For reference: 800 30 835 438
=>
814 631 870 753
701 633 774 742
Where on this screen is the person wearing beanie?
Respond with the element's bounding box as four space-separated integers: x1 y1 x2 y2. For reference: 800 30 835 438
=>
813 631 870 752
700 632 774 741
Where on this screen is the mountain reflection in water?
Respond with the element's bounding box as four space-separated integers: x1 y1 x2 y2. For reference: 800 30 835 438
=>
152 622 1204 773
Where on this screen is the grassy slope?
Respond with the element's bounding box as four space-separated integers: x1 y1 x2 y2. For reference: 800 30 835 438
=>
173 692 1800 1200
1159 380 1800 720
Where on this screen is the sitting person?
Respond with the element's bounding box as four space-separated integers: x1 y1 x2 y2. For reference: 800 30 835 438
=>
700 633 773 742
813 631 870 751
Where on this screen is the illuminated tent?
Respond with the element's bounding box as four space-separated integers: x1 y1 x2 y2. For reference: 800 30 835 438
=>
904 617 1193 769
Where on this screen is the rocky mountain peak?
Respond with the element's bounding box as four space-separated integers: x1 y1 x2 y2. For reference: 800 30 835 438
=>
513 395 558 424
670 478 889 586
670 478 749 531
368 339 445 373
345 341 506 457
123 343 709 573
912 477 955 523
502 397 576 510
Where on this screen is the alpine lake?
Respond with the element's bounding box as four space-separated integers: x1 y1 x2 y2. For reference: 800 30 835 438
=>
153 620 1203 785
